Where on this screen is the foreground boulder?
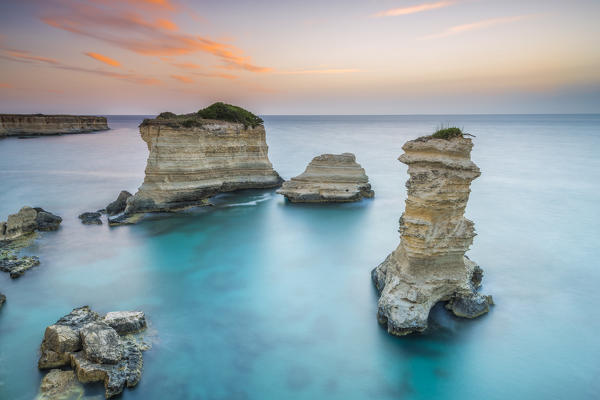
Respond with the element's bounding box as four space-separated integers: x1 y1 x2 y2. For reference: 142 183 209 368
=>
0 206 62 240
123 103 282 216
0 114 108 137
38 306 149 398
371 132 492 336
105 191 132 216
277 153 374 202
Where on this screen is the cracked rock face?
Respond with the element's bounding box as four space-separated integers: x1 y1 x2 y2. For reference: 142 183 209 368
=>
277 153 374 202
38 306 149 398
124 117 282 214
372 136 492 336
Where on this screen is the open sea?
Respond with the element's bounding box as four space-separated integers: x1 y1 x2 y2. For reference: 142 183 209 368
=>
0 114 599 400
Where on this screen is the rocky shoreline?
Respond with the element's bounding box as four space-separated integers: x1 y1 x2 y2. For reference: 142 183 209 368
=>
0 114 108 137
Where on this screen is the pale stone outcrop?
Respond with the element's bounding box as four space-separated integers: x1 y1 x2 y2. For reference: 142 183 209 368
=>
123 115 282 215
0 114 108 136
372 135 492 336
277 153 374 202
0 206 62 241
38 306 149 399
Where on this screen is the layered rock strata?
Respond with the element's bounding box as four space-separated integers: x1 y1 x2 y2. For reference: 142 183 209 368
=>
124 114 282 214
277 153 374 202
0 114 108 136
371 135 492 336
38 306 149 398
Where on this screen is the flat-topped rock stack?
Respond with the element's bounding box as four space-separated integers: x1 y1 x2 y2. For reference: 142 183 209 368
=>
0 114 108 136
277 153 374 203
38 306 149 399
123 103 282 215
372 130 492 336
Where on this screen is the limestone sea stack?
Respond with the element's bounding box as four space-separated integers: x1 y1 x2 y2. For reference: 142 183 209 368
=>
124 103 282 214
0 114 108 136
38 306 149 399
277 153 374 203
372 130 492 336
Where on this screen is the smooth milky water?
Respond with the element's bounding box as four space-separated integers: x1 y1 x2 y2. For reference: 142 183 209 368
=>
0 115 599 400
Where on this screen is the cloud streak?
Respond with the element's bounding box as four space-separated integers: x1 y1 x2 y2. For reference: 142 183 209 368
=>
374 1 456 17
171 74 193 83
1 48 159 85
420 15 532 39
85 52 121 67
277 68 361 75
41 1 271 73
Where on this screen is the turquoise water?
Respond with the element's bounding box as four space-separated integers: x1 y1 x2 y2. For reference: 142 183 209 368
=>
1 115 599 400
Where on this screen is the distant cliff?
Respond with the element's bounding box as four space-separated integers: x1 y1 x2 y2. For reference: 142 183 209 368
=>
0 114 108 136
124 104 282 214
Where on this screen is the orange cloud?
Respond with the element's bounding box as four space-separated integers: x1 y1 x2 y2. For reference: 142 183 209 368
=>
41 1 270 73
1 48 160 85
85 52 121 67
92 0 176 11
156 18 178 31
171 74 193 83
3 50 58 65
0 82 13 89
374 1 456 17
420 14 532 39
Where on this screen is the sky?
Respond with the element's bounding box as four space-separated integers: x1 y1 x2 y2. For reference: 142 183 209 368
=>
0 0 599 115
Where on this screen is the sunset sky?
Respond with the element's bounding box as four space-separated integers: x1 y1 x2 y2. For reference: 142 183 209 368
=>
1 0 599 115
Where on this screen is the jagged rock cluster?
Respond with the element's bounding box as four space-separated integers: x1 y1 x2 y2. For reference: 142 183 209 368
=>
38 306 148 399
277 153 374 202
372 135 492 336
123 113 282 215
79 190 132 225
0 114 108 136
0 206 61 278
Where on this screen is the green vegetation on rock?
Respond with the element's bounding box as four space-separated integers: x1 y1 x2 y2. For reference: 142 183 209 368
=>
148 103 263 129
197 102 263 128
432 127 464 139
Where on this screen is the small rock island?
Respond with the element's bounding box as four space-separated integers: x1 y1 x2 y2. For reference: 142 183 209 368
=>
372 128 492 336
38 306 149 399
0 114 108 136
123 103 282 215
277 153 374 202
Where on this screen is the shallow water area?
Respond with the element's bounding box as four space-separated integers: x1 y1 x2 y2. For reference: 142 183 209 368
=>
0 114 599 399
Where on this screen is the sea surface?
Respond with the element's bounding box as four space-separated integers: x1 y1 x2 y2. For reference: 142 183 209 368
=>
0 114 599 400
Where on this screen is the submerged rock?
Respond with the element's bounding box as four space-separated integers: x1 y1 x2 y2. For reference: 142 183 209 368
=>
79 212 102 225
38 306 149 398
372 134 492 336
0 249 41 278
0 292 5 309
37 369 85 400
0 206 62 240
0 114 108 137
105 191 132 216
124 104 282 215
277 153 374 202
